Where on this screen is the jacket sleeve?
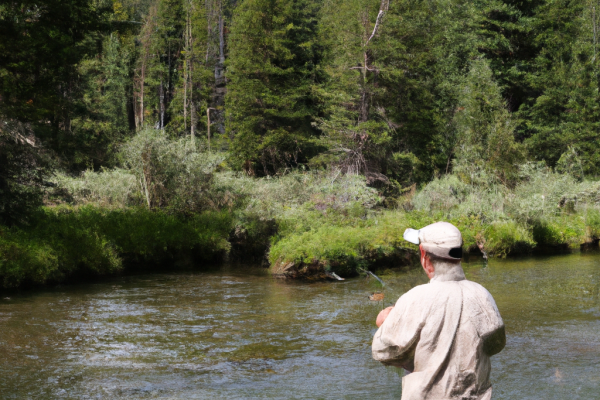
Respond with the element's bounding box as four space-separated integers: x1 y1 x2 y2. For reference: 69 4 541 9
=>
371 286 428 369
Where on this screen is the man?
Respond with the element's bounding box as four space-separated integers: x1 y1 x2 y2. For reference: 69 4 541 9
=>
372 222 505 400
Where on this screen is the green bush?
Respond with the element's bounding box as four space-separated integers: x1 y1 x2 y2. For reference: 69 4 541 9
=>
585 208 600 240
216 169 381 220
53 168 139 207
411 163 600 256
0 223 122 288
531 215 587 249
119 129 226 213
38 154 600 282
412 174 507 222
216 169 383 263
53 130 228 214
0 230 61 287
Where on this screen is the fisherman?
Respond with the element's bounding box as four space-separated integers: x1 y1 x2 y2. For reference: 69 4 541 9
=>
372 222 505 400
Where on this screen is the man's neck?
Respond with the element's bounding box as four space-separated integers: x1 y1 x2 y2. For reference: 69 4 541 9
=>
431 262 466 282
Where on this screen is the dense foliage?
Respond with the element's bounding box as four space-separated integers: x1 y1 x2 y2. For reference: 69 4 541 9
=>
2 0 600 287
1 0 599 177
3 0 600 180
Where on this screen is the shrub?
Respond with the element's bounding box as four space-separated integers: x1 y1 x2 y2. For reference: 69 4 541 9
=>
0 230 60 287
412 162 600 255
119 129 225 213
216 168 381 220
531 215 587 249
53 168 139 207
0 220 122 288
216 169 383 262
584 208 600 240
412 174 507 222
507 163 578 221
52 130 230 214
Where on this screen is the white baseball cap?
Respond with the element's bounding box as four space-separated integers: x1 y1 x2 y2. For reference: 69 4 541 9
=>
403 221 463 260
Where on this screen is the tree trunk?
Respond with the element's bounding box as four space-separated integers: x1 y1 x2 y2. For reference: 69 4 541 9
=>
189 0 195 141
184 9 189 133
219 12 225 65
127 87 136 131
140 61 145 128
207 107 211 150
214 1 225 84
159 80 165 129
360 49 368 122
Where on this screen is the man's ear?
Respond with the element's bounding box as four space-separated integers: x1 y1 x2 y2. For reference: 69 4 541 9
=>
419 245 426 260
419 245 435 279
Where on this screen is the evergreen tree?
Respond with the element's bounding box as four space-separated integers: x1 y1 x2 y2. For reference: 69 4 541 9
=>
0 0 109 220
517 0 600 176
453 59 524 185
315 0 392 183
167 0 215 140
316 0 478 185
226 0 323 175
72 33 133 168
0 0 109 130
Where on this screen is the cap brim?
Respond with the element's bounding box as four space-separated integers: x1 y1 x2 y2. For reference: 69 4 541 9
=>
403 228 420 245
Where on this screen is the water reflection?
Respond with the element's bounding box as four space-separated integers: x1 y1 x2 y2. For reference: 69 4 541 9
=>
0 252 599 399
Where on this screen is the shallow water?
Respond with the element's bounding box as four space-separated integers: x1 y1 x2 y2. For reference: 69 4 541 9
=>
0 252 599 399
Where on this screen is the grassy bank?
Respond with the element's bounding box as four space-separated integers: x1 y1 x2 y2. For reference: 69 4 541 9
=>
265 164 600 276
3 200 597 289
0 206 231 288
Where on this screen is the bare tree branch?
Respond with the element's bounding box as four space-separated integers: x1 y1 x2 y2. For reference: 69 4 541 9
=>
349 66 380 71
366 10 384 46
365 1 390 47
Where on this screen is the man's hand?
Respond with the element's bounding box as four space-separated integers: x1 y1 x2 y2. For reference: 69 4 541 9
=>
376 306 394 327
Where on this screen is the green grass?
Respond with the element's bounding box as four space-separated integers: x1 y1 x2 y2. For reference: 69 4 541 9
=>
268 210 434 275
0 206 232 288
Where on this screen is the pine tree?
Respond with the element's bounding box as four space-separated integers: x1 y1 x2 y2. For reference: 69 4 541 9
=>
0 0 110 220
517 0 600 176
226 0 323 175
71 34 133 168
316 0 466 185
453 59 524 185
315 0 391 182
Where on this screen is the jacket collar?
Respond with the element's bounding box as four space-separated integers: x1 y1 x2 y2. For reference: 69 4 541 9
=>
430 263 466 282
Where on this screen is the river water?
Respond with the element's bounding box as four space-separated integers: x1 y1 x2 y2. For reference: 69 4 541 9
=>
1 252 599 399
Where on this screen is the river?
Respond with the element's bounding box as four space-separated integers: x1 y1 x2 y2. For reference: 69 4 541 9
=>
1 252 599 399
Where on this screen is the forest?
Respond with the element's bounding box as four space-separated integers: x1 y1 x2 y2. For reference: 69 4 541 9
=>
1 0 600 288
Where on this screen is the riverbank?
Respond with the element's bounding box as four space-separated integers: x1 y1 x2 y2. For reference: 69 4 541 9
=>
2 202 599 289
0 206 231 288
268 209 600 278
2 159 600 289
